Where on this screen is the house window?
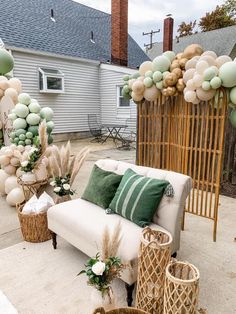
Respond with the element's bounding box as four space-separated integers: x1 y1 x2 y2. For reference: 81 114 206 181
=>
117 86 130 107
39 68 64 93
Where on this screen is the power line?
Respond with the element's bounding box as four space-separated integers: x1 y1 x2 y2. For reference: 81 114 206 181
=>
143 29 160 50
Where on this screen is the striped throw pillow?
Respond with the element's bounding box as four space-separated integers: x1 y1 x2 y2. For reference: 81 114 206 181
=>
109 168 170 227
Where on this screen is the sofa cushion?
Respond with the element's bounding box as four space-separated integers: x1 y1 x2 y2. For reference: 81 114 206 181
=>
81 164 123 209
109 168 169 227
47 198 170 285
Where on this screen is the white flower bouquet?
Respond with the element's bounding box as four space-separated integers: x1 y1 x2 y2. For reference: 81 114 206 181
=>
50 175 74 197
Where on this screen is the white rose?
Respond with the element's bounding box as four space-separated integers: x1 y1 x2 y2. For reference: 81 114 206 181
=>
63 183 70 190
61 179 66 183
29 147 38 155
92 261 106 276
50 181 56 186
21 160 29 167
54 187 61 193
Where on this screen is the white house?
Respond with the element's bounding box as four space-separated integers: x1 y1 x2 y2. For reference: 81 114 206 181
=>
1 0 149 140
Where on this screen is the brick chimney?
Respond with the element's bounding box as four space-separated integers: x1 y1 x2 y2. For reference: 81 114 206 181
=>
163 16 174 52
111 0 128 66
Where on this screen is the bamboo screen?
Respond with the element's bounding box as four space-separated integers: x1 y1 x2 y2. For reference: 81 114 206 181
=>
137 91 228 241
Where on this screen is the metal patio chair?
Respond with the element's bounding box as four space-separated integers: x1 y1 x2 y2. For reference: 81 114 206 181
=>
115 118 136 150
88 114 105 142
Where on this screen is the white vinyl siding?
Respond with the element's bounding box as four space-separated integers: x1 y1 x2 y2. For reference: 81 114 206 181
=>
99 67 137 127
12 51 100 134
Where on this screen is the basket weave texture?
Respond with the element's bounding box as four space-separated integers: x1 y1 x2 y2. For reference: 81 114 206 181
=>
164 261 200 314
17 203 51 243
93 307 148 314
136 227 172 314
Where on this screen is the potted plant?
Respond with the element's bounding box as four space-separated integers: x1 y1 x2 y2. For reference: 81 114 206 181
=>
78 223 124 310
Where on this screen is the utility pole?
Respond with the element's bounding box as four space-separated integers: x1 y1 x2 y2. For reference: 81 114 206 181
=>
143 29 160 50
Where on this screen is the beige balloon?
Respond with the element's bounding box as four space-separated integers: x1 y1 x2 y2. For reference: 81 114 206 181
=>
6 187 25 206
172 67 182 78
199 55 216 66
196 87 216 101
176 78 185 92
4 87 18 103
4 165 16 175
0 88 4 98
5 176 20 194
202 51 217 59
139 61 153 76
132 80 145 94
164 73 178 86
143 85 160 101
215 55 232 68
0 80 10 91
183 68 195 84
0 76 8 82
183 44 203 59
179 58 188 69
0 169 10 195
131 91 143 102
8 78 22 94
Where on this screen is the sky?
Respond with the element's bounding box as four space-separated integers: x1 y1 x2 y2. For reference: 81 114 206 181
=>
75 0 224 49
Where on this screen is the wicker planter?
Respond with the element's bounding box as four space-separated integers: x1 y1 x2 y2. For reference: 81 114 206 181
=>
93 307 148 314
136 227 172 314
164 261 200 314
55 194 72 204
17 203 51 243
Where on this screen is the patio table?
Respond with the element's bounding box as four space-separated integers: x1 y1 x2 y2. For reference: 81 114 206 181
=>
102 123 127 143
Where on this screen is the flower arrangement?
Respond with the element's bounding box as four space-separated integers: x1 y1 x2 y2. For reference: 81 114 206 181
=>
50 174 74 197
21 147 41 172
46 142 89 202
78 223 123 299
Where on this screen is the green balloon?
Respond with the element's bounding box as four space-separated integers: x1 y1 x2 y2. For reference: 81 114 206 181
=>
18 140 25 146
26 132 33 139
230 86 236 105
123 85 130 93
202 81 211 91
153 71 162 83
203 67 216 81
19 134 26 141
145 70 153 78
10 131 16 139
163 51 176 62
46 121 55 133
13 118 27 130
14 137 19 144
132 72 140 79
123 74 130 81
162 71 170 79
230 109 236 128
25 139 32 145
152 55 171 73
0 49 14 75
143 77 153 88
156 81 163 90
122 88 131 100
28 126 39 136
48 135 53 144
210 77 222 89
16 128 27 137
219 61 236 87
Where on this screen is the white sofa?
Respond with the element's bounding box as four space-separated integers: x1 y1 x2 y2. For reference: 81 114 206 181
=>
47 159 192 304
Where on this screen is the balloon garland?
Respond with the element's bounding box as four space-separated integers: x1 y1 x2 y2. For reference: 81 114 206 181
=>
122 44 236 128
0 46 55 206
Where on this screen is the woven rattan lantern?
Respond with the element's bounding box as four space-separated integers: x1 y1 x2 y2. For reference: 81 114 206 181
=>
164 261 200 314
136 227 173 314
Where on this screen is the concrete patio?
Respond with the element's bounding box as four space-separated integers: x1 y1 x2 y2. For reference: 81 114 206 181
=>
0 139 235 313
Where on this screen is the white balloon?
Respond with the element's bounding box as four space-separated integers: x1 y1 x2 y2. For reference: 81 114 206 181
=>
5 176 20 194
6 187 25 207
216 55 232 68
202 51 217 59
184 90 197 103
192 74 204 88
196 61 209 74
183 68 195 84
0 169 10 194
139 61 153 76
186 79 196 90
199 55 216 66
4 165 16 175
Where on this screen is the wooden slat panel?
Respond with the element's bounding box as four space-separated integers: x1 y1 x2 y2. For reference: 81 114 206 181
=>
136 91 228 241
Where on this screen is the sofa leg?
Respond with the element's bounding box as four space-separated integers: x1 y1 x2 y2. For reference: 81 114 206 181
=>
171 252 177 258
51 232 57 249
125 283 135 307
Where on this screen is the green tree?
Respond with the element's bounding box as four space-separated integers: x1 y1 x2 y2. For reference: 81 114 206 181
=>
177 20 197 37
199 4 236 32
223 0 236 18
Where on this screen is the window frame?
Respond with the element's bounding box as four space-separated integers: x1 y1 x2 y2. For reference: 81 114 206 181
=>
116 85 130 108
38 67 65 93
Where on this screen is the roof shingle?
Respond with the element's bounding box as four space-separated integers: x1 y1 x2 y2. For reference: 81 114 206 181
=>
0 0 149 68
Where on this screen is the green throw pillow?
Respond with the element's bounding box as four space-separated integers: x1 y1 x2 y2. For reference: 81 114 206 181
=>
81 164 123 209
109 168 170 227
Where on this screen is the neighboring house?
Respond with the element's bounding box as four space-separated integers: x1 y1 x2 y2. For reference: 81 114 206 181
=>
148 25 236 60
0 0 149 139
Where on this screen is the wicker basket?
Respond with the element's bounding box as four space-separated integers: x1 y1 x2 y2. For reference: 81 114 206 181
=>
136 227 172 314
17 203 51 243
164 261 200 314
93 307 148 314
